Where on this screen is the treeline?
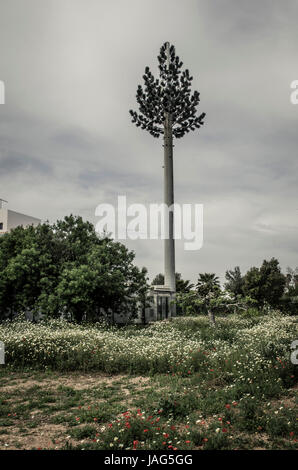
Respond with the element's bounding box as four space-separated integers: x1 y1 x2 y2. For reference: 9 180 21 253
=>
0 215 297 324
0 216 148 322
165 260 298 323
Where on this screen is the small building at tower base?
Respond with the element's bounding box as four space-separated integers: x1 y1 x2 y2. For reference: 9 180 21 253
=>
144 285 176 323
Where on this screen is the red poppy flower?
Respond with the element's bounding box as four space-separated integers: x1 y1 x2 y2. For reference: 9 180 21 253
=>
133 440 138 449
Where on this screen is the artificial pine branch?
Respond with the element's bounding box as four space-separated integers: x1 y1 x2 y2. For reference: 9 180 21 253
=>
130 42 206 139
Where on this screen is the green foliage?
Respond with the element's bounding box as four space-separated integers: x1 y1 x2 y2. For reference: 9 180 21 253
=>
0 315 297 450
239 307 262 319
243 258 286 309
0 215 148 322
129 42 206 139
280 268 298 315
157 391 199 419
175 292 200 316
225 266 244 298
196 273 220 296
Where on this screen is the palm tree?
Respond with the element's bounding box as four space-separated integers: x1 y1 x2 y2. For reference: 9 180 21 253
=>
197 273 220 293
225 266 244 299
196 273 220 326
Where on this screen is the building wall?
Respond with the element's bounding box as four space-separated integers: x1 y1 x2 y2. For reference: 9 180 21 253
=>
0 209 41 234
0 208 8 233
7 210 41 231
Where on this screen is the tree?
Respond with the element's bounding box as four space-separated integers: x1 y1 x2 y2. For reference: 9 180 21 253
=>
196 273 221 326
243 258 286 310
285 267 298 291
225 266 244 298
129 41 206 139
130 41 205 292
281 267 298 315
0 216 148 323
152 272 193 293
196 273 220 294
176 273 194 294
152 273 164 286
0 226 55 320
55 241 149 323
176 286 254 322
3 246 52 320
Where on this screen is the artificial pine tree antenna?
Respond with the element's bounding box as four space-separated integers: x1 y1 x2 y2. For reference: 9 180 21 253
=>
129 42 205 293
129 42 206 138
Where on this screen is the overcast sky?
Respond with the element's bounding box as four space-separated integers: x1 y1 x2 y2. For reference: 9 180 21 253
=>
0 0 297 283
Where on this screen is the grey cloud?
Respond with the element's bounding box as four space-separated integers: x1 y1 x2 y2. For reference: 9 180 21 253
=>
0 151 52 175
52 129 96 150
0 0 297 283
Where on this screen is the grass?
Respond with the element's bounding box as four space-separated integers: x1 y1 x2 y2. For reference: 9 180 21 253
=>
0 314 297 450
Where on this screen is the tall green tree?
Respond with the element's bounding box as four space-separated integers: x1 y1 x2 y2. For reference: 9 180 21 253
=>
196 273 221 326
0 216 148 323
225 266 244 298
281 267 298 315
243 258 286 309
56 241 149 323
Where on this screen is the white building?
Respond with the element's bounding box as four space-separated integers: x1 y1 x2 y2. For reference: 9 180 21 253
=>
0 199 41 234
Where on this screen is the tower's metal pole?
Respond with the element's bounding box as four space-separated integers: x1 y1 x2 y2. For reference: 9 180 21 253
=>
164 42 175 292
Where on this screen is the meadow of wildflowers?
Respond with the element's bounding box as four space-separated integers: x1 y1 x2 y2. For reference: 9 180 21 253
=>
0 313 297 450
0 313 297 378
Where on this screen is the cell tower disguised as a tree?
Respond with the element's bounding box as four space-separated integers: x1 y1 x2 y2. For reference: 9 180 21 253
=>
129 42 206 292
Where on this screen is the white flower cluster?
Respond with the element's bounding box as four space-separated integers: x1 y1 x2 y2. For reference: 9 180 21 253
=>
0 314 296 375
